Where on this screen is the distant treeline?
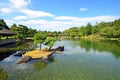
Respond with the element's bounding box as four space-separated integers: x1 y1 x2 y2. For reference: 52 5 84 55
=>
63 19 120 39
0 19 37 38
1 18 120 39
0 19 62 39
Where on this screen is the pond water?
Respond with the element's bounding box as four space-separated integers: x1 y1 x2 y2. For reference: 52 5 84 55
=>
0 39 120 80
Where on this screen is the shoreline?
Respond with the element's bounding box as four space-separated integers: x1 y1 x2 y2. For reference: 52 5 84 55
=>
73 35 120 41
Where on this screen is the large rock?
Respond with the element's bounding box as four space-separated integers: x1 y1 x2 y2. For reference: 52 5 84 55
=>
14 51 23 56
16 56 31 64
56 46 64 51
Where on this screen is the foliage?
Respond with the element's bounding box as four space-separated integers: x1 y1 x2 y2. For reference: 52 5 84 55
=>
33 32 47 50
42 31 62 37
27 28 37 37
44 37 57 50
0 19 9 29
100 27 114 38
10 23 37 40
64 19 120 39
85 23 92 36
64 27 80 37
33 33 57 50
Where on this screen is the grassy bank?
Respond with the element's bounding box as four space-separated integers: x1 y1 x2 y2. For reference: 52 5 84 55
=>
80 35 120 41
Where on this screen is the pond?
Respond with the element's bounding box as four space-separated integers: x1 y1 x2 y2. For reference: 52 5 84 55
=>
0 39 120 80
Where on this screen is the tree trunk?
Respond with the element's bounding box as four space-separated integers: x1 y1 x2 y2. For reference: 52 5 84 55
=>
49 46 52 50
40 44 42 50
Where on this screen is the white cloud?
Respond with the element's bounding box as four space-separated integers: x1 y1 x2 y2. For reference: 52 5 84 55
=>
0 0 54 18
0 0 30 13
13 16 27 20
13 9 54 20
19 19 48 25
54 16 79 21
79 8 88 11
54 15 119 23
16 15 119 31
5 19 16 26
9 0 31 9
73 16 119 23
17 19 77 31
21 9 54 18
0 8 12 13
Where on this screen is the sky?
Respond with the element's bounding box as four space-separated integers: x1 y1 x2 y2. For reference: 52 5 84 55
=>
0 0 120 31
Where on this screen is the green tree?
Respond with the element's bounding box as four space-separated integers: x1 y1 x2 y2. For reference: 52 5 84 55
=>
63 19 120 39
113 19 120 30
64 27 80 38
19 24 28 37
113 29 120 38
44 37 57 50
33 33 47 50
97 22 107 28
10 23 18 33
85 23 92 36
0 19 9 29
80 26 86 36
27 28 37 37
100 27 114 38
11 24 37 38
92 25 99 35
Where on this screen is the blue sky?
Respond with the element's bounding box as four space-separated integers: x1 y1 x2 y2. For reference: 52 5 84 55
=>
0 0 120 31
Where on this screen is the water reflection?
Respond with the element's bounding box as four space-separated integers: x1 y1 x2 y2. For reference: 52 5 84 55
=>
79 39 120 59
0 51 14 61
0 42 35 61
34 60 47 71
0 40 120 80
0 66 8 80
34 56 56 71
